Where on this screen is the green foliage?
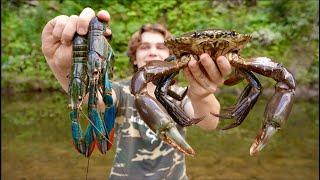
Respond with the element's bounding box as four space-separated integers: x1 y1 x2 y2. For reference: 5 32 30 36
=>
1 0 319 92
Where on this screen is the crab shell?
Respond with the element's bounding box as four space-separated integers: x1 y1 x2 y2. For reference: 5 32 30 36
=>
165 29 252 60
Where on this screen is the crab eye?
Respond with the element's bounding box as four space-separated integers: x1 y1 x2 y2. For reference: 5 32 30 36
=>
192 32 197 38
232 49 239 53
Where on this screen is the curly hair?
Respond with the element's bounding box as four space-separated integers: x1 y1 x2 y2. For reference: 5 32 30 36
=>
127 23 172 72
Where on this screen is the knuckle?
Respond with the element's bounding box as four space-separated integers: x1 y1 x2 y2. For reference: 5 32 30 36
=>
201 57 212 67
56 18 67 27
70 15 78 19
218 79 224 85
207 85 217 93
200 53 210 60
62 32 73 41
83 7 94 12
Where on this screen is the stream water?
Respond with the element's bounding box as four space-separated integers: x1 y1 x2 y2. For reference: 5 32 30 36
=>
1 92 318 179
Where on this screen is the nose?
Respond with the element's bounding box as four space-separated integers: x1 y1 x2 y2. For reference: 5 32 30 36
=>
148 46 158 57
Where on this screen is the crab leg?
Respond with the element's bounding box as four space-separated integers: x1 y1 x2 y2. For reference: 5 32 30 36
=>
213 69 262 130
131 55 197 155
153 56 202 127
167 87 188 101
231 55 296 155
155 72 203 127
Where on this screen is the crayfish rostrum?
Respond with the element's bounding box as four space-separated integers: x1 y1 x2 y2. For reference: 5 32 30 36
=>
131 29 295 156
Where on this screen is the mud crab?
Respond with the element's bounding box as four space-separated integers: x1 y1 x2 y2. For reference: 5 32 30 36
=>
68 17 116 157
131 29 295 156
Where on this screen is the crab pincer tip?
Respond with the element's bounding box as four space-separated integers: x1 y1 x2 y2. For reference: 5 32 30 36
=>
249 125 278 156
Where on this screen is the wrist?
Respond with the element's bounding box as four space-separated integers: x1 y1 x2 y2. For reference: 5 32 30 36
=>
187 86 213 102
187 89 221 130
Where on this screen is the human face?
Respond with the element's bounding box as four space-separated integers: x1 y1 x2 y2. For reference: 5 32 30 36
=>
134 31 169 68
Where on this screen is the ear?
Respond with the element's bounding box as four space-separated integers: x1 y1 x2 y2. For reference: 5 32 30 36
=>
133 59 137 65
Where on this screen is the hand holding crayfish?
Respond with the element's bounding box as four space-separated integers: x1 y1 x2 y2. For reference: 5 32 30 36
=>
42 8 116 157
42 8 111 93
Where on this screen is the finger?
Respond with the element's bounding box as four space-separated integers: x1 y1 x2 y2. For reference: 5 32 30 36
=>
183 68 211 97
51 15 69 40
97 10 112 38
61 15 78 46
97 10 110 23
42 17 60 54
55 45 73 69
104 28 112 39
77 7 95 35
183 66 198 87
199 53 223 84
216 56 232 77
188 59 217 93
42 18 55 41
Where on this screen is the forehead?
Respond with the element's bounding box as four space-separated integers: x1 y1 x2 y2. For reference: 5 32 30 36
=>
141 31 165 43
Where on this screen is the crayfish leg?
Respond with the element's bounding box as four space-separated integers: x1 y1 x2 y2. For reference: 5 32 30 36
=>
101 57 117 150
103 105 116 150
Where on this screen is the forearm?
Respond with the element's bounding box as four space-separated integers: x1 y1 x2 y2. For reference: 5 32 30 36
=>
188 93 220 130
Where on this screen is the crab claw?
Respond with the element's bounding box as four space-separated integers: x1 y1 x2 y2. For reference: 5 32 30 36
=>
249 83 294 156
135 92 195 156
249 122 279 156
159 124 195 156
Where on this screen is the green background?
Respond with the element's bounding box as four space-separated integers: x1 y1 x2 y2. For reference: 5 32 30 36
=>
1 0 319 93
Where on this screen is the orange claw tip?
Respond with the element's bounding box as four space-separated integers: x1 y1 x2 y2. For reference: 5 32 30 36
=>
249 125 279 156
186 149 196 157
107 129 115 150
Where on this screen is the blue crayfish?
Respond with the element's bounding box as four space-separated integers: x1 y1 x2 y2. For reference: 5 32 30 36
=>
68 16 116 157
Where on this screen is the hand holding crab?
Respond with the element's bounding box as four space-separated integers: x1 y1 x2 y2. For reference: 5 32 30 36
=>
131 29 295 156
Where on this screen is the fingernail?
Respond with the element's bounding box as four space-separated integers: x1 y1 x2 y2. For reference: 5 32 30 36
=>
78 28 86 35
